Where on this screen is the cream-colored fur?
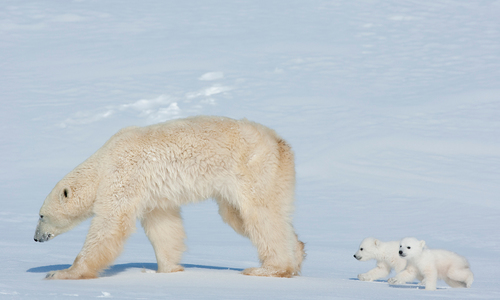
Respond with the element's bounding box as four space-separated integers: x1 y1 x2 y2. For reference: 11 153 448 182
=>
34 116 305 279
353 237 406 281
388 237 473 290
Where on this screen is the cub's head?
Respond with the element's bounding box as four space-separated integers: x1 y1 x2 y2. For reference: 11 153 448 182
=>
34 169 96 243
398 237 425 259
353 237 381 261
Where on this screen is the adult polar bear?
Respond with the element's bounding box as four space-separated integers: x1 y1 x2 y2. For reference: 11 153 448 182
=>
34 116 305 279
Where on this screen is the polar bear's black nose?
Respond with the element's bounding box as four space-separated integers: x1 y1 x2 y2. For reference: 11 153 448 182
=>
353 255 356 258
399 250 403 255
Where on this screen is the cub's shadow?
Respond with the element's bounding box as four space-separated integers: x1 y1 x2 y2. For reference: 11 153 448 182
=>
349 278 447 290
349 278 390 283
27 263 244 277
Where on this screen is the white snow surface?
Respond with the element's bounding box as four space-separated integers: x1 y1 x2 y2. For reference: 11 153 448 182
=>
1 0 500 299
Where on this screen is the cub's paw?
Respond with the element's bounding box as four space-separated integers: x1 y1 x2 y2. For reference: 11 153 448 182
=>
358 273 373 281
388 277 404 285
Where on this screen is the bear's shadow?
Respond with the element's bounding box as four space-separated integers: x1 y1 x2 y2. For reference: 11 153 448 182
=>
27 263 244 277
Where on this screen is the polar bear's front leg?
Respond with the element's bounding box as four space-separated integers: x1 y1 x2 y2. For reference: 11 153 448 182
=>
45 256 97 279
422 268 438 291
45 213 136 280
141 207 186 273
358 262 391 281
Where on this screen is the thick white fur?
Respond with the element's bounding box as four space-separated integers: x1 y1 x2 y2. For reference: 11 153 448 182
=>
353 237 406 281
34 116 305 279
388 237 473 290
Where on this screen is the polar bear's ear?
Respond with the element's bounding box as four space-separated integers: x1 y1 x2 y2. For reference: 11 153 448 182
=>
419 240 426 248
59 187 71 202
373 239 380 247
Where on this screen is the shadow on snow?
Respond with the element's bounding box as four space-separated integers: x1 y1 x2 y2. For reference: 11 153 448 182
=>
349 278 448 290
27 263 244 277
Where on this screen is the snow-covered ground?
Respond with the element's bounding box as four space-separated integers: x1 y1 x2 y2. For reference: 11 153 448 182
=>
1 0 500 298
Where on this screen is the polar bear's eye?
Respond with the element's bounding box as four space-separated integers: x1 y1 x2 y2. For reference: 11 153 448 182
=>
360 248 363 251
407 246 411 249
63 189 69 198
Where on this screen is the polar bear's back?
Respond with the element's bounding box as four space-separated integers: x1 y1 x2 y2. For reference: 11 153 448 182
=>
100 116 294 209
431 249 471 271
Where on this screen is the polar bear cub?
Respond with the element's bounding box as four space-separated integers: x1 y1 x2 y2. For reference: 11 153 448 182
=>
353 237 407 281
388 237 473 290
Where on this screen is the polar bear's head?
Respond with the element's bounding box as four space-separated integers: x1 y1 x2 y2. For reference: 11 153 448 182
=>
398 237 425 259
34 166 98 243
353 237 382 261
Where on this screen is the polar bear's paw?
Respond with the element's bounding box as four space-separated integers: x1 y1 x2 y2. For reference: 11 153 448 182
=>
157 264 184 273
388 277 405 285
242 267 294 278
358 273 373 281
45 268 97 280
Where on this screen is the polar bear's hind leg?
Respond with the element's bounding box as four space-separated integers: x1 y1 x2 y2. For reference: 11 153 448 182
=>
446 266 474 288
217 200 247 237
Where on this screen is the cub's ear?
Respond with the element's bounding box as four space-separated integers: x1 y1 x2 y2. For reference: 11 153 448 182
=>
420 240 426 248
59 187 71 202
374 239 380 247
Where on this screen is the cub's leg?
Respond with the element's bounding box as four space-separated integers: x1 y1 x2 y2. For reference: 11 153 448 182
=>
358 262 391 281
141 206 186 273
46 211 136 279
422 268 438 290
388 264 419 285
445 266 474 288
